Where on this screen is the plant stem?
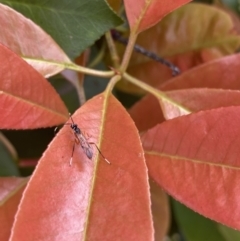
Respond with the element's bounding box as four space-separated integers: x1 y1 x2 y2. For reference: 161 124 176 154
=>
105 74 122 95
119 32 138 73
105 31 120 68
66 63 115 78
23 57 115 78
123 73 190 114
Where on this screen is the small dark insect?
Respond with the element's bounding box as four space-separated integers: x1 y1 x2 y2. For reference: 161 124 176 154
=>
64 113 110 166
111 30 180 76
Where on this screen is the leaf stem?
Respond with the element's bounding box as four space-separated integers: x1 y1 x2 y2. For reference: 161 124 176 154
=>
67 63 115 78
119 32 138 73
105 31 120 68
123 73 190 114
23 56 115 78
105 74 122 95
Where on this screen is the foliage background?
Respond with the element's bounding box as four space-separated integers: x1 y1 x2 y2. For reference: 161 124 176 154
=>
1 0 240 240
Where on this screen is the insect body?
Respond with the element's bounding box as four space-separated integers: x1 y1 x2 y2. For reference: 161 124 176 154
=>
65 114 110 166
70 123 93 160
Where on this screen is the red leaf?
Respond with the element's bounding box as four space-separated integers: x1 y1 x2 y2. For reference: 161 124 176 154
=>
159 88 240 120
129 88 240 131
117 3 240 95
141 106 240 229
0 4 72 77
123 0 192 33
128 93 165 132
0 44 68 129
10 94 153 241
161 53 240 91
0 177 28 241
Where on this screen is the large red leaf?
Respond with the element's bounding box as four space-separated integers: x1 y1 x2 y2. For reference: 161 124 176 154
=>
0 3 72 77
161 53 240 91
123 0 191 33
159 88 240 120
134 3 240 58
128 93 165 132
129 88 240 131
10 94 153 241
0 44 68 129
0 177 28 241
117 3 240 95
141 106 240 230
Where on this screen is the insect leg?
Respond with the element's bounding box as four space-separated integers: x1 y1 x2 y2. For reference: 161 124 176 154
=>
89 142 111 165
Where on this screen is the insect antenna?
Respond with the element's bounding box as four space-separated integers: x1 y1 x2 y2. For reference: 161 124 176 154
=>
69 113 75 124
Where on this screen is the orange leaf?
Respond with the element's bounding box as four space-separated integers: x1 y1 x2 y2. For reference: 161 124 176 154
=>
159 88 240 120
116 3 240 95
134 3 240 58
161 53 240 90
0 4 72 77
142 106 240 229
0 177 28 241
128 93 165 132
123 0 191 33
0 44 68 129
10 94 153 241
129 88 240 131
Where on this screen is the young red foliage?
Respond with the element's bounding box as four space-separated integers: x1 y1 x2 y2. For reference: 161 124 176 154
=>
0 177 28 241
141 106 240 230
10 94 154 241
123 0 192 33
116 3 240 95
0 3 72 77
128 93 165 132
0 44 68 129
129 88 240 131
161 53 240 91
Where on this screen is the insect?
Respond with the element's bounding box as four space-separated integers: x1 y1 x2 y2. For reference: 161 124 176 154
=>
64 113 110 166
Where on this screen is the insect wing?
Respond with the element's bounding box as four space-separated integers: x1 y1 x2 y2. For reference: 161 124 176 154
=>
79 135 93 160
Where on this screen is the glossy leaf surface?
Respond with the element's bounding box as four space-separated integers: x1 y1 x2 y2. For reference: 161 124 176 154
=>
142 106 240 230
160 88 240 120
0 3 73 77
123 0 191 33
117 3 240 94
0 177 28 241
0 44 68 129
129 88 240 131
0 0 123 59
161 53 240 91
10 94 153 241
128 93 165 132
135 3 240 58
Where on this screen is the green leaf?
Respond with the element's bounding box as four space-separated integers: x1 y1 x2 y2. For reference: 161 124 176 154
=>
172 199 226 241
218 224 240 241
0 135 20 177
221 0 240 14
0 0 123 59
